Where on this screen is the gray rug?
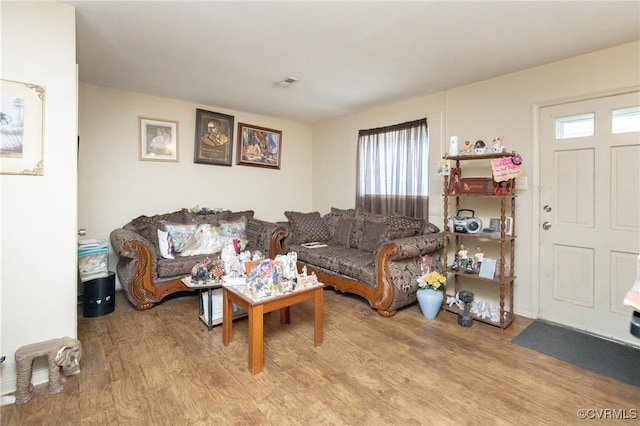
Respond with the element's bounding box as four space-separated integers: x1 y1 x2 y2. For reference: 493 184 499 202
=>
512 320 640 387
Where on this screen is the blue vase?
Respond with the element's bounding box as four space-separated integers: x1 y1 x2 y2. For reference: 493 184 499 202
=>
416 288 443 319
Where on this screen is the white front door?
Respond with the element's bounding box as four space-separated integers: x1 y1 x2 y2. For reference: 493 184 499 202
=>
539 91 640 346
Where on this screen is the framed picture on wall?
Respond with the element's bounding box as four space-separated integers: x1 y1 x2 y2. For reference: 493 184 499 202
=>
194 109 234 166
236 123 282 169
0 79 45 175
139 116 179 162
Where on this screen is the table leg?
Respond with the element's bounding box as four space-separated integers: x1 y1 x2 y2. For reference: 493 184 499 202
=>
314 287 323 346
222 288 232 346
207 288 214 331
248 304 264 374
280 306 291 324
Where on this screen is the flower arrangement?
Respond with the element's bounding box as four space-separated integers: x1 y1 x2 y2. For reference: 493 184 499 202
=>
416 270 447 291
189 205 225 214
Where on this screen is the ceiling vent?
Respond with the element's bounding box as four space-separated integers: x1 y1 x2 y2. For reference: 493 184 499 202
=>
275 76 299 88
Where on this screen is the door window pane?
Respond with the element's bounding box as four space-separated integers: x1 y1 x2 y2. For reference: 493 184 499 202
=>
612 106 640 134
555 113 595 139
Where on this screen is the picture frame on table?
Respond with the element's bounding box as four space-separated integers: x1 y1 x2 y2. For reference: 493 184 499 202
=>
194 109 234 166
236 123 282 169
138 116 179 162
0 79 45 175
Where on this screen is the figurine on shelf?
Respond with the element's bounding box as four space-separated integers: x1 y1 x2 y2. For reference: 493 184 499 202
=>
473 246 484 271
457 245 469 271
447 167 461 194
492 136 505 153
459 139 473 155
473 140 487 155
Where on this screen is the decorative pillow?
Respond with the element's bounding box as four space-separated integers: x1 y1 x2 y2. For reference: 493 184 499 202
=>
360 219 390 253
157 229 175 259
161 222 197 253
285 211 330 244
129 209 188 248
351 207 387 249
331 217 353 246
386 214 425 239
218 217 248 244
424 222 440 234
180 224 233 257
322 207 356 237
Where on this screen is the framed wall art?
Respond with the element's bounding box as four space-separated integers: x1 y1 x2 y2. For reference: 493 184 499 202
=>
139 116 179 162
194 109 234 166
0 79 45 175
236 123 282 169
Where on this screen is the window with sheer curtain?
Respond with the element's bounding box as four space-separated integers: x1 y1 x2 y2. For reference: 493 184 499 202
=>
356 118 429 219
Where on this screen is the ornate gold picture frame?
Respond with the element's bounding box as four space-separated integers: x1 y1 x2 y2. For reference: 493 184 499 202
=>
0 79 45 175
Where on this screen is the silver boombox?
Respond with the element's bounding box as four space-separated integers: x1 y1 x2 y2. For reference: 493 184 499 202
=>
451 209 482 234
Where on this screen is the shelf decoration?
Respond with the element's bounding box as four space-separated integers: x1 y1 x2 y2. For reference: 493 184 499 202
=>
491 156 522 182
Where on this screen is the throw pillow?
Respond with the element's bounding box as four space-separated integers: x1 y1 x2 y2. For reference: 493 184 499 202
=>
331 217 353 246
218 217 248 245
386 214 426 239
285 211 330 244
424 222 440 233
351 207 386 249
322 207 356 237
360 219 390 253
161 222 197 253
157 229 175 259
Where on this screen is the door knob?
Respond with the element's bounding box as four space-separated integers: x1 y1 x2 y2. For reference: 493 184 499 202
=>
543 205 552 213
542 221 552 230
78 229 87 236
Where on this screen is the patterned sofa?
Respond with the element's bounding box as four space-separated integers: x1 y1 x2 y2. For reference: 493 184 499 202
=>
280 207 444 317
110 208 285 310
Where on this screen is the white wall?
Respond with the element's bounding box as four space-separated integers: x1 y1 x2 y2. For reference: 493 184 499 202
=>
78 84 314 289
1 1 78 393
312 41 640 318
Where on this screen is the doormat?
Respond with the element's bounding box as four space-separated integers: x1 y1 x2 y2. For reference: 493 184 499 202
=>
512 320 640 387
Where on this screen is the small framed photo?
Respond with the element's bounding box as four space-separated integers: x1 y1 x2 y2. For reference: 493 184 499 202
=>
139 117 179 162
489 217 513 235
479 258 497 279
236 123 282 169
194 109 234 166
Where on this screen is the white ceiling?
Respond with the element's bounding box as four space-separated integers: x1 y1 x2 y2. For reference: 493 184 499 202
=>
66 1 640 123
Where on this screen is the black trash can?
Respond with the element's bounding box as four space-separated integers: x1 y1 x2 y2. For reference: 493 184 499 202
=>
83 271 115 317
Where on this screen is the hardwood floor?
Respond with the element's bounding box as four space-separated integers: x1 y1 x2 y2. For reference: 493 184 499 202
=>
2 289 638 425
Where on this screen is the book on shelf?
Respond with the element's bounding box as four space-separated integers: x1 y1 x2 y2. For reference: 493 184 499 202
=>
301 242 328 248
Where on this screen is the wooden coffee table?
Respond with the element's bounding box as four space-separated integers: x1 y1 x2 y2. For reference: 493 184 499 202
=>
222 282 324 374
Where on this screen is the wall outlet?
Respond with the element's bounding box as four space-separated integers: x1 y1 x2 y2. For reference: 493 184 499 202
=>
515 176 528 190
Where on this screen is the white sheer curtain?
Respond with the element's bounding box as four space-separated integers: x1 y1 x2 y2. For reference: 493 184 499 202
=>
356 118 429 219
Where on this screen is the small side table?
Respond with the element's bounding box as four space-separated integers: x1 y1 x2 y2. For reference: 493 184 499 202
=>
181 277 246 331
182 277 223 331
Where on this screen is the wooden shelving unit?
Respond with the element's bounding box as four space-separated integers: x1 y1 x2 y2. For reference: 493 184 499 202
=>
442 152 517 329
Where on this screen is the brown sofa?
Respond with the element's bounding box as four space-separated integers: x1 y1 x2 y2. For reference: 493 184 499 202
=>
280 207 444 317
110 208 286 310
